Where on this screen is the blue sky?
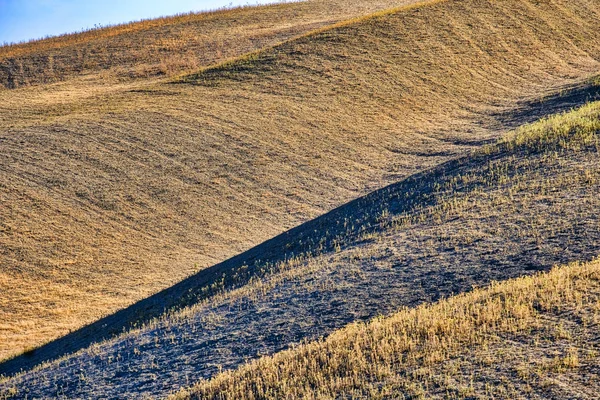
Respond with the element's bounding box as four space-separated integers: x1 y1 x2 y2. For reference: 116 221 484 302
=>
0 0 278 44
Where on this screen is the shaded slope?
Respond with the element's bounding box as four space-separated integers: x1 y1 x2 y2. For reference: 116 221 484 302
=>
2 0 600 363
0 0 413 88
180 260 600 399
3 98 600 399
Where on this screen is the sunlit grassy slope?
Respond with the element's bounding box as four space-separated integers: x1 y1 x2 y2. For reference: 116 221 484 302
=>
4 89 600 399
1 0 600 363
0 0 411 88
174 102 600 399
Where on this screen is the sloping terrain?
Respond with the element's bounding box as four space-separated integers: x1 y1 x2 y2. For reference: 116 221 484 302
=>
174 103 600 399
2 0 600 369
0 0 412 88
0 0 427 362
3 92 600 399
179 259 600 399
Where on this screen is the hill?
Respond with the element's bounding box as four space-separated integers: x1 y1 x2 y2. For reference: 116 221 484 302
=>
3 88 600 399
0 0 412 89
2 0 600 368
179 259 600 399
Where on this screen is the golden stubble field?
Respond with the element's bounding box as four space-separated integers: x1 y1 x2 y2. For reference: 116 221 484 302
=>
1 0 600 362
178 102 600 398
0 0 413 88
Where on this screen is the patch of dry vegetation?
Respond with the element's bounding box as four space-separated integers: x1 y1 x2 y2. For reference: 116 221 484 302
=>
172 101 600 400
0 0 411 88
1 0 600 364
178 259 600 399
3 86 600 399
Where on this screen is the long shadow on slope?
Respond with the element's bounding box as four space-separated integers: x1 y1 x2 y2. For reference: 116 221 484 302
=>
0 166 408 377
1 80 599 377
494 80 600 128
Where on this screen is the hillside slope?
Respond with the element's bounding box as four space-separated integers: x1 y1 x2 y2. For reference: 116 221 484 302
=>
2 0 600 363
0 0 413 89
3 95 600 399
180 259 600 399
176 105 600 400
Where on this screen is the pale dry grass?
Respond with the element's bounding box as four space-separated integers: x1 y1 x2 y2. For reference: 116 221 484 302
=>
3 94 600 398
186 98 600 399
0 0 412 88
176 258 600 399
1 0 600 364
169 100 600 400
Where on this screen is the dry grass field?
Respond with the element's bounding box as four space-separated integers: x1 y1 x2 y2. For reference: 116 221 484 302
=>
1 0 600 366
0 0 411 88
180 259 600 399
173 102 600 399
3 89 600 399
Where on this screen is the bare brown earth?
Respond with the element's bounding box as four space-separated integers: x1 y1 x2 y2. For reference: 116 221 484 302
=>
1 0 600 363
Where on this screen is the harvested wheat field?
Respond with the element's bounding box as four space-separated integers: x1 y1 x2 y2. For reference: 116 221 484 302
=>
2 0 600 398
2 0 600 365
173 101 600 400
179 258 600 399
0 0 411 88
4 80 600 399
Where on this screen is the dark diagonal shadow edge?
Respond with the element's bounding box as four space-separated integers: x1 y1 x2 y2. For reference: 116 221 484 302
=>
1 79 599 377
